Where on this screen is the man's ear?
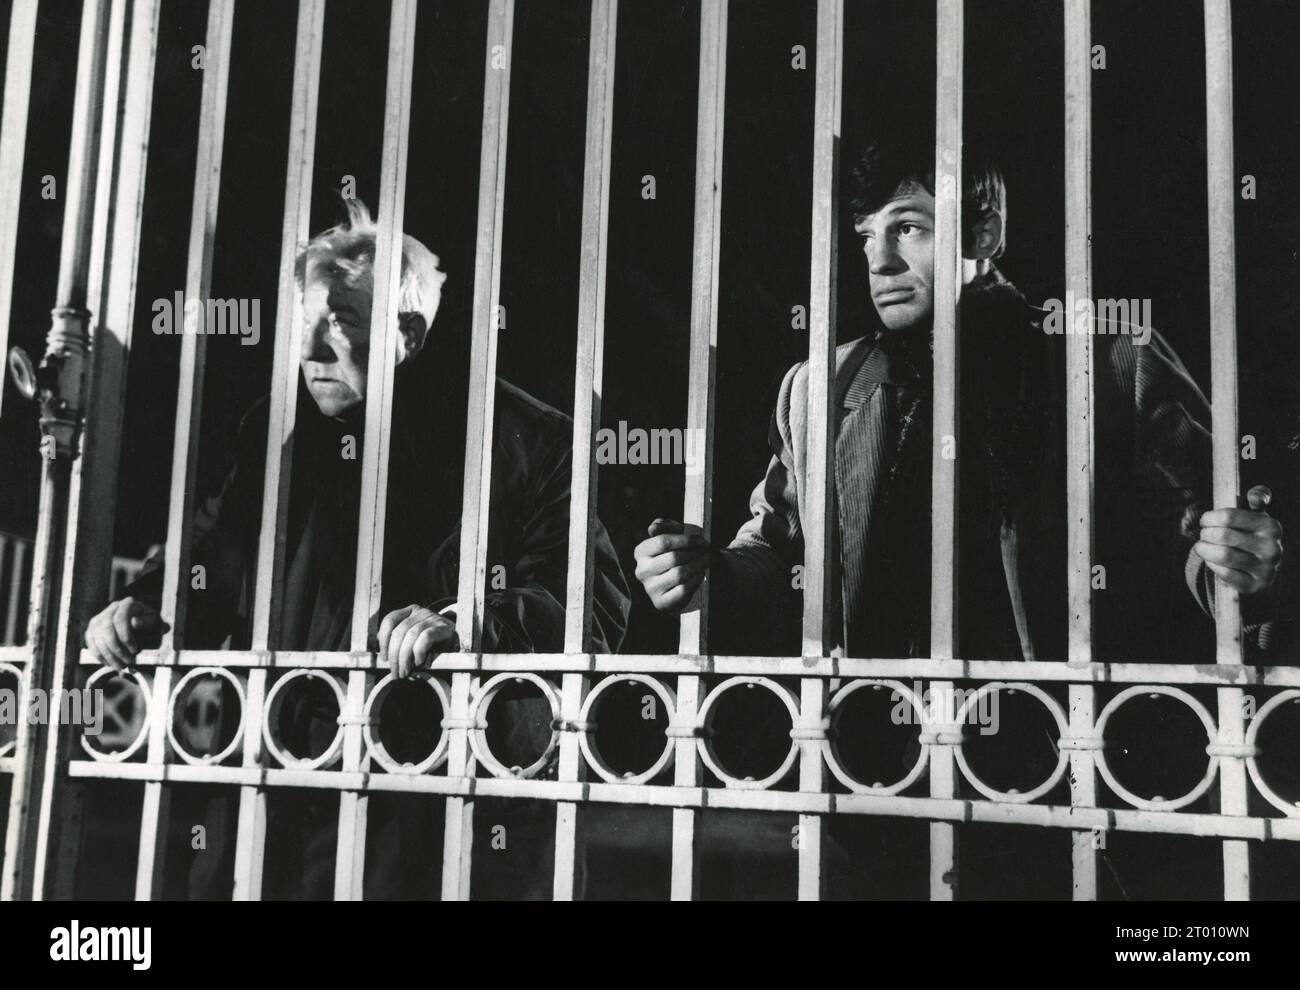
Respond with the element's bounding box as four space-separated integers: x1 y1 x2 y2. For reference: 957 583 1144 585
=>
396 313 428 365
966 209 1004 261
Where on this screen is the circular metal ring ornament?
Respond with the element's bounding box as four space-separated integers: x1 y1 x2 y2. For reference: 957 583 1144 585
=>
1245 689 1300 817
695 676 800 790
261 669 346 771
166 666 247 766
362 672 451 775
80 667 151 763
823 678 930 794
952 682 1069 803
466 672 562 780
1094 685 1219 811
577 673 677 785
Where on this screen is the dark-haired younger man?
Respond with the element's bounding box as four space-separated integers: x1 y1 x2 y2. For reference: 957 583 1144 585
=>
634 133 1284 897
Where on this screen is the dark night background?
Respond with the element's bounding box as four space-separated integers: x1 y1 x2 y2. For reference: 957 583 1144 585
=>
0 0 1299 899
2 0 1298 656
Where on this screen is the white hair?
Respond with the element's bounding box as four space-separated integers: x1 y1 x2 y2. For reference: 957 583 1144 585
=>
294 198 446 331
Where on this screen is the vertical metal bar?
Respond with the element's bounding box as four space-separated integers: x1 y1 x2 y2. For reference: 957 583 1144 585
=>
333 0 419 901
1204 0 1241 658
251 0 324 701
929 0 963 902
668 679 702 899
803 0 842 663
0 536 9 642
233 0 325 902
349 0 417 654
454 0 512 654
231 667 267 898
10 0 149 902
1064 0 1098 901
671 0 726 902
562 0 616 663
0 0 38 412
551 666 588 900
552 0 617 903
333 670 371 899
159 0 234 653
133 665 173 900
930 0 963 665
797 0 842 902
439 674 474 900
17 1 116 834
678 0 726 660
1064 0 1096 689
138 0 234 901
53 0 111 337
1204 0 1250 901
442 0 514 901
4 539 25 646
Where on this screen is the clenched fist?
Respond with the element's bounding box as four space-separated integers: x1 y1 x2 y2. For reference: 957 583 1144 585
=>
633 518 711 614
1194 484 1284 596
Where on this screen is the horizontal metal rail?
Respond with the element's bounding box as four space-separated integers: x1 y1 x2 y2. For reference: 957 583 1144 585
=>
57 761 1300 845
78 648 1300 686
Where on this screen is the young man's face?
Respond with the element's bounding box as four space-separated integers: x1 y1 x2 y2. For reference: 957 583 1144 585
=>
854 183 937 334
300 273 373 418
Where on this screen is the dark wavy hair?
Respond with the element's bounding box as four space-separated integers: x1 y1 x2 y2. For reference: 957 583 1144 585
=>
848 127 1007 258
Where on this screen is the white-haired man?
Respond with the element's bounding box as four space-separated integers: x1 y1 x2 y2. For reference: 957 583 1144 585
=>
85 200 631 898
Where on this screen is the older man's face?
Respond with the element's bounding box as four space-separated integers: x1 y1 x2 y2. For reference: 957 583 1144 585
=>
300 274 373 417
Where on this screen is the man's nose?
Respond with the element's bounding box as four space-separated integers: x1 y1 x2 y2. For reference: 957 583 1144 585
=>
867 238 904 276
300 319 336 363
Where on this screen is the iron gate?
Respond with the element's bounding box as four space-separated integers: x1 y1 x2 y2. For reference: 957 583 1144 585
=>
0 0 1297 902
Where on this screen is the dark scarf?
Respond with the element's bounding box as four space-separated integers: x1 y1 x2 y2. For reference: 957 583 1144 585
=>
854 267 1053 657
279 345 471 651
873 267 1052 537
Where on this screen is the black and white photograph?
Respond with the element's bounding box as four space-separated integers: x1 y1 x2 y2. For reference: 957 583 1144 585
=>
0 0 1298 967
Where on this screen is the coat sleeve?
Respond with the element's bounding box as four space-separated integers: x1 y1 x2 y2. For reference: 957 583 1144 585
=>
117 402 266 649
709 362 805 653
1104 329 1279 654
433 430 631 655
